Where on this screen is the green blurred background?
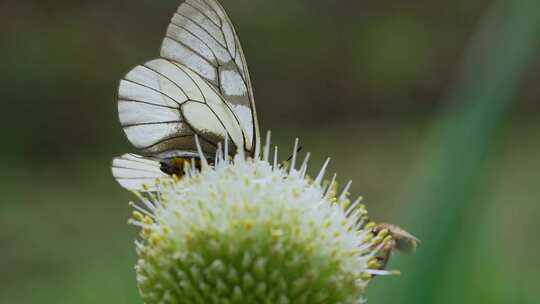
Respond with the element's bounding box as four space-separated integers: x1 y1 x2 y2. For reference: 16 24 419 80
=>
1 0 539 303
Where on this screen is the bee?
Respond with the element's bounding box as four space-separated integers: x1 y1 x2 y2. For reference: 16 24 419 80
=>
371 223 419 271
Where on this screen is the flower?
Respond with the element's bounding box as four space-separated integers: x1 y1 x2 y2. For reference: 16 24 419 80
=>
129 135 398 304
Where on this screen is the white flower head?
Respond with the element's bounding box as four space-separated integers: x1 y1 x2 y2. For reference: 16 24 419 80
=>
129 134 401 304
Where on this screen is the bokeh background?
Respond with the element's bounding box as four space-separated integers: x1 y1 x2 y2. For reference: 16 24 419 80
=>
1 0 539 303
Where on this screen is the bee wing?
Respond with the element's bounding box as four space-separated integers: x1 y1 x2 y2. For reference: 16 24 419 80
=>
392 226 420 255
160 0 260 155
118 58 245 155
111 154 170 191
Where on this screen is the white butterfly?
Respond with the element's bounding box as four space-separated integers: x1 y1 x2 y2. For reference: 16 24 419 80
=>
112 0 260 191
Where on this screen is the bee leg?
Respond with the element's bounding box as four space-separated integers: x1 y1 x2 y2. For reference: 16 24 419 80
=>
376 248 392 270
372 239 395 274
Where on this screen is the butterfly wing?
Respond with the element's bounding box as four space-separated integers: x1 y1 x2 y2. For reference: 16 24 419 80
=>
113 1 258 191
111 153 169 191
118 58 245 157
160 0 260 155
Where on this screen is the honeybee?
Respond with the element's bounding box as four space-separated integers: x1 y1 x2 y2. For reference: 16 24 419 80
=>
372 223 419 271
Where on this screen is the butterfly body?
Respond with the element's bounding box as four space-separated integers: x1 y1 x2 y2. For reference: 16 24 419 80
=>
112 0 260 191
159 157 200 176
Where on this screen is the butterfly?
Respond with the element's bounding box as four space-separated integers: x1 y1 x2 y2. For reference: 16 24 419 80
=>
112 0 260 191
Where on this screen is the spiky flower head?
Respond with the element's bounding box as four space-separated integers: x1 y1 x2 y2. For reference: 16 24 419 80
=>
129 137 397 304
